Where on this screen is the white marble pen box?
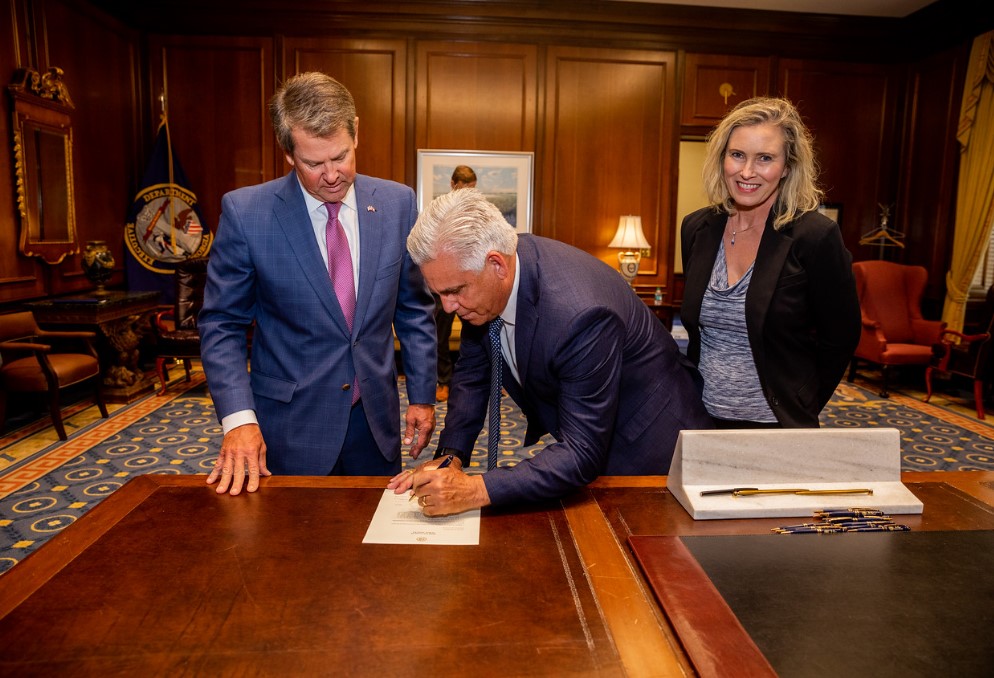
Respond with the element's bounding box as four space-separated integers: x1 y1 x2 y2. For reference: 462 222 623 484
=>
668 428 924 520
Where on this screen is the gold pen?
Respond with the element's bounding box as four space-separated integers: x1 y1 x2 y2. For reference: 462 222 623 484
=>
732 488 873 497
700 487 874 497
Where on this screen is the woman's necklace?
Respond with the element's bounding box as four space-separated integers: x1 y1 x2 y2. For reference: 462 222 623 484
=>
729 220 757 246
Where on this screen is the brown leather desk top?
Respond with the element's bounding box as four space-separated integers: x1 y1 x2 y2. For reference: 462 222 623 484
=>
1 472 992 676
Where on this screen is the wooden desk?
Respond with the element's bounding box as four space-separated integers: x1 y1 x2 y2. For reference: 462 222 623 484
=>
27 290 160 402
0 472 991 676
593 471 994 677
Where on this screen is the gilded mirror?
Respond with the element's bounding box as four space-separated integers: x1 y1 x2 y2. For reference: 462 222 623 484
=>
9 67 78 265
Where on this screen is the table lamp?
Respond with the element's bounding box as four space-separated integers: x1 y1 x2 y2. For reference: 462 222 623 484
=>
608 215 651 287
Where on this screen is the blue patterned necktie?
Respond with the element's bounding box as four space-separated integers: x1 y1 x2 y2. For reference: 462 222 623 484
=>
487 317 505 471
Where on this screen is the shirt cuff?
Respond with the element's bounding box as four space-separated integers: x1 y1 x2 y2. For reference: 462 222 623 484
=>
221 409 258 435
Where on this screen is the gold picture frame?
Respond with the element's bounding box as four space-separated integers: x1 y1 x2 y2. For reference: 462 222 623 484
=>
416 150 534 233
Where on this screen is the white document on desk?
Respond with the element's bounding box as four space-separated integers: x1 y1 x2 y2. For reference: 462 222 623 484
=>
362 489 481 545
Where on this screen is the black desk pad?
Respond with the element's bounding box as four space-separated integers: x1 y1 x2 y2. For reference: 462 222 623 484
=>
682 531 994 677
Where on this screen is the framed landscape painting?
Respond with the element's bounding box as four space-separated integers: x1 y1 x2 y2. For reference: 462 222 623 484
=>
416 150 534 233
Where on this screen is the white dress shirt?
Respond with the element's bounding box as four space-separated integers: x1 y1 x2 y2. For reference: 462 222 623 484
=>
499 256 522 385
303 184 360 295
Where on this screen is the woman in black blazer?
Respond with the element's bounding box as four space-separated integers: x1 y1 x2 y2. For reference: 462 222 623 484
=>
680 97 860 428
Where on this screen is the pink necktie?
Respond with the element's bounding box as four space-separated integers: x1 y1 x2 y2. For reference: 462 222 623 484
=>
326 202 359 403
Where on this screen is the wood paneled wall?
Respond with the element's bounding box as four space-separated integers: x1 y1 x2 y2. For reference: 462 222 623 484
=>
415 42 537 155
898 44 967 315
148 36 275 230
1 0 142 302
681 54 771 127
0 1 34 301
541 47 676 277
0 0 982 312
288 38 409 184
778 59 901 261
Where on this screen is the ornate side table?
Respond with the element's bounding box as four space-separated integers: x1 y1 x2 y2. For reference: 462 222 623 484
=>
27 290 161 402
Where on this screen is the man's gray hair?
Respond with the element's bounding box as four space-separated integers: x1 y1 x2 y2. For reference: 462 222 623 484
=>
408 188 518 271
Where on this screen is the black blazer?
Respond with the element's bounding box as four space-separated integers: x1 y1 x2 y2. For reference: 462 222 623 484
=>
680 206 861 427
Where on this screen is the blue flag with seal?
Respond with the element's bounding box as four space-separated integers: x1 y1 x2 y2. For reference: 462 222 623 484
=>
124 115 211 304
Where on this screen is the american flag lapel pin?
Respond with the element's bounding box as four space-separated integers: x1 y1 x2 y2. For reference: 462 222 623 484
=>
366 205 376 213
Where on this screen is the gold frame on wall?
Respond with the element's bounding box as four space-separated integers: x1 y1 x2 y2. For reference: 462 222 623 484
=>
416 149 534 233
8 67 78 265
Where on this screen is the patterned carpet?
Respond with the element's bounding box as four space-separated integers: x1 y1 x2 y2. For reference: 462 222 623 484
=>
2 372 994 574
823 381 994 471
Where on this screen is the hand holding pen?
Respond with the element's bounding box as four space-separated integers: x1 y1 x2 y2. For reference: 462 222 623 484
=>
385 454 456 496
408 454 455 503
404 454 490 517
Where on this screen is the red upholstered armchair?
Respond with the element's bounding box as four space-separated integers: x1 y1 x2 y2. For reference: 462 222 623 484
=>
847 260 945 397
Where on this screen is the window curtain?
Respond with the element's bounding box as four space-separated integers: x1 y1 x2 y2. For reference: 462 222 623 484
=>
942 30 994 332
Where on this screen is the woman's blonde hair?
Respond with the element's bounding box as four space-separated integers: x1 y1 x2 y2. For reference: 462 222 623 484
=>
702 97 823 230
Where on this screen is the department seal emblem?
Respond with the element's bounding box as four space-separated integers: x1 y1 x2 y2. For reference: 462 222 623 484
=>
125 182 211 274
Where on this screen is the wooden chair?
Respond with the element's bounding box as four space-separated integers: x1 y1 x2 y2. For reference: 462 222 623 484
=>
847 260 945 397
0 310 108 440
149 257 209 395
925 285 994 419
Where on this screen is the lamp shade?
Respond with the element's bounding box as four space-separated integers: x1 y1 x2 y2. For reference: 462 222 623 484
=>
608 215 651 250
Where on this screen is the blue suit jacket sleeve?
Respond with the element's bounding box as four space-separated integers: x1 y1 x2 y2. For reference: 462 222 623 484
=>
390 188 437 405
483 307 627 503
199 189 258 419
440 235 711 505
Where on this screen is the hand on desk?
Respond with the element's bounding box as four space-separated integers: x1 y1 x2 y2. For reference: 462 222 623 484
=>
387 456 491 517
403 403 436 458
207 423 271 495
